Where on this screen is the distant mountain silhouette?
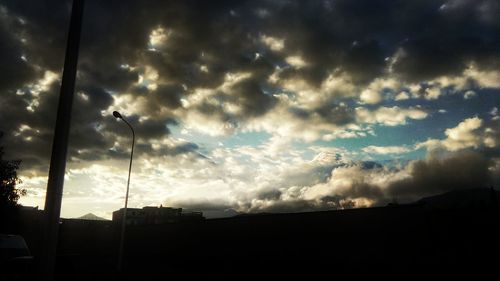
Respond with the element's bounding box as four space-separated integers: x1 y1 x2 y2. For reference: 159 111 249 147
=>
75 213 108 221
417 188 499 209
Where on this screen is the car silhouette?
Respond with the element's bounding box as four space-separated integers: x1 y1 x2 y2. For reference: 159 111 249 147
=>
0 234 34 280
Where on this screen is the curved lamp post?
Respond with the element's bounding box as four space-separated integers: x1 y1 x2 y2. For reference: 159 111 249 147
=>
113 111 135 272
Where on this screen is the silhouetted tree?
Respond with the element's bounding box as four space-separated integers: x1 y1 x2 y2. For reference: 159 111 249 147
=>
0 133 25 207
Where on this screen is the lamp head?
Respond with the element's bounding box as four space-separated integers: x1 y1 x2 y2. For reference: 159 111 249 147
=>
113 111 122 119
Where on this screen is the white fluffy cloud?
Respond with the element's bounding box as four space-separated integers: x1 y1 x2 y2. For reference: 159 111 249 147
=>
285 55 308 69
355 106 428 126
417 116 499 151
359 88 382 104
394 91 410 101
260 35 285 52
362 145 411 155
464 90 476 99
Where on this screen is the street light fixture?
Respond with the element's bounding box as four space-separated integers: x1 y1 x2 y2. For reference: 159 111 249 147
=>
113 110 135 273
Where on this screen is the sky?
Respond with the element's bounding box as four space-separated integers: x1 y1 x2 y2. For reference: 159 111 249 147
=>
0 0 499 219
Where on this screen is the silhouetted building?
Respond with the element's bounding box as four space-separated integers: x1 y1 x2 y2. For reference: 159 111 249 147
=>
180 211 204 222
14 205 45 222
112 205 204 225
60 217 113 232
18 206 41 212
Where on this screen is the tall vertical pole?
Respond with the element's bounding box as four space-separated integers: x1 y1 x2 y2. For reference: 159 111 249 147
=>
41 0 85 280
116 116 135 272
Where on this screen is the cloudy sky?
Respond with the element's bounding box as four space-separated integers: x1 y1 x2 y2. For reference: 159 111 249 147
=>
0 0 499 219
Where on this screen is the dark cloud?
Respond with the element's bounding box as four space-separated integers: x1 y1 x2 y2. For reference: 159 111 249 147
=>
252 199 324 213
0 8 36 93
78 63 140 93
316 103 356 126
250 197 356 214
104 114 174 142
342 40 387 84
151 84 185 110
320 195 356 209
257 189 282 201
0 0 70 71
194 102 239 130
0 92 30 134
265 0 500 84
0 82 59 171
121 140 203 161
391 38 466 82
5 0 500 94
224 78 277 118
337 151 497 206
168 142 199 156
386 151 495 201
288 107 310 120
243 150 499 214
0 80 116 170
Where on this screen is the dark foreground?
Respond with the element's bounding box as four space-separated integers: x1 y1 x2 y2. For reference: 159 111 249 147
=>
2 205 500 280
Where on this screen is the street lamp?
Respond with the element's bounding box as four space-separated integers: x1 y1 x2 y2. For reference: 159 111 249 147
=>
113 110 135 273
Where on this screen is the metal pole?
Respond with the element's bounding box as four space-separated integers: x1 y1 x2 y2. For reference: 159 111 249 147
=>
117 116 135 272
41 0 84 280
